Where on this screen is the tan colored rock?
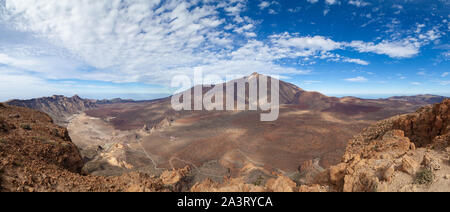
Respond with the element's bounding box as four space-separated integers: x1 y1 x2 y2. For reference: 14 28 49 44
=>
160 166 191 191
299 184 328 192
190 179 220 192
422 154 441 171
265 175 297 192
299 160 314 173
393 99 450 147
401 155 419 175
126 184 145 192
410 143 416 151
383 164 395 182
343 175 355 192
191 178 266 192
376 183 389 192
329 163 346 186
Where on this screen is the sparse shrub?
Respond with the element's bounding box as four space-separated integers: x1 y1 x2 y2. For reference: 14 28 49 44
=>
415 169 435 185
21 124 32 131
254 175 264 186
12 160 22 167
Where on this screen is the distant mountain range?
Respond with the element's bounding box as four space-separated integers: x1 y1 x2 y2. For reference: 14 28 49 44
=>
386 94 448 105
5 95 140 126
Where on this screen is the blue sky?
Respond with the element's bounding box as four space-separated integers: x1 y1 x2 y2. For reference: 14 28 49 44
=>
0 0 449 101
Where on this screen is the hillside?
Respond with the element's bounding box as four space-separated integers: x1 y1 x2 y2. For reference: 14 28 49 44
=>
0 103 193 192
6 95 97 126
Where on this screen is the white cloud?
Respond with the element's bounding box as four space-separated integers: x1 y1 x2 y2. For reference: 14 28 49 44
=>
3 0 295 83
442 72 449 77
392 4 403 10
0 72 53 100
411 82 421 85
348 0 369 7
419 28 442 41
306 0 319 4
0 53 85 78
258 1 271 10
343 58 369 65
417 71 427 76
347 40 420 58
325 0 338 5
415 23 426 33
443 51 450 61
272 29 437 60
0 0 442 92
438 81 450 85
3 1 231 80
271 34 342 54
347 26 443 59
345 76 368 82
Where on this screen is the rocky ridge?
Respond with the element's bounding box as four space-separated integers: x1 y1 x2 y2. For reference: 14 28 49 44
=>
0 103 191 192
6 95 97 126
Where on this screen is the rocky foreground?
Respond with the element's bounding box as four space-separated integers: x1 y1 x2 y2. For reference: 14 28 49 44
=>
0 103 187 192
0 100 449 192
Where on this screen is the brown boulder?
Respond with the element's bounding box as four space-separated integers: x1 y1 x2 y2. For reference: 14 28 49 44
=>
422 154 441 171
299 184 328 192
401 155 419 175
160 166 192 192
329 163 346 186
383 164 395 182
265 175 297 192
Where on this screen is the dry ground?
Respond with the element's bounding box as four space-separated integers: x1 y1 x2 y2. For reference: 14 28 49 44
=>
71 97 427 183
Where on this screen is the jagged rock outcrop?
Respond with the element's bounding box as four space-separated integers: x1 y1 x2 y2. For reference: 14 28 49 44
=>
295 158 325 185
313 99 450 192
6 95 97 126
392 100 449 147
190 174 299 192
160 166 192 192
